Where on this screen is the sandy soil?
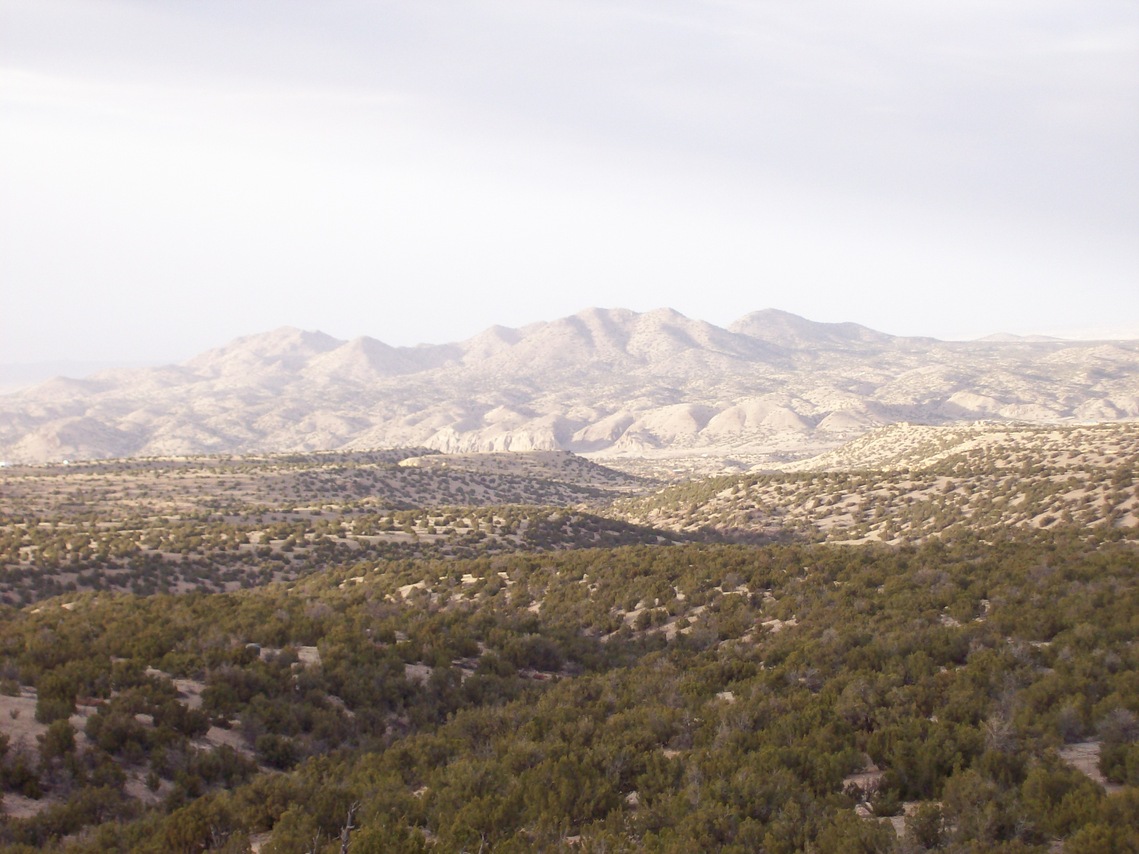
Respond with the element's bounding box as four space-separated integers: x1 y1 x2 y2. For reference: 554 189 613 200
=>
1059 741 1123 794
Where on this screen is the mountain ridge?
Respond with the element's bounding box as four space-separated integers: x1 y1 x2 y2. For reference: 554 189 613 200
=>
2 307 1137 464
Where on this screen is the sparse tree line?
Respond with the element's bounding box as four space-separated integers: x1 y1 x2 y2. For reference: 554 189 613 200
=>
0 506 677 606
618 447 1137 545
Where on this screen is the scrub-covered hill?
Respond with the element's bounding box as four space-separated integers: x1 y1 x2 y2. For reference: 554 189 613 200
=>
0 537 1136 851
615 421 1139 544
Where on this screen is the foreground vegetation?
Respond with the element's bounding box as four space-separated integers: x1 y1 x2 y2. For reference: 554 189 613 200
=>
0 426 1136 851
0 531 1135 851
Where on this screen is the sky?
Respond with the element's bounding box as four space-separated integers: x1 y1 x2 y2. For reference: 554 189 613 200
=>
1 0 1138 365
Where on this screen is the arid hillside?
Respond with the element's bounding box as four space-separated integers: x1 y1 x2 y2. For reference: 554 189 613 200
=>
0 449 661 604
616 422 1139 544
2 307 1137 464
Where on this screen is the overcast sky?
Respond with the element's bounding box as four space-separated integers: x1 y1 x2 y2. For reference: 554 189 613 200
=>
2 0 1137 364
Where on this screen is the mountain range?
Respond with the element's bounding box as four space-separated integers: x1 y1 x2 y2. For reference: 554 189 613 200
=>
2 307 1137 464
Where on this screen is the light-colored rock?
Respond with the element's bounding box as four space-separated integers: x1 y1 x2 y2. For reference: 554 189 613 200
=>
2 308 1137 463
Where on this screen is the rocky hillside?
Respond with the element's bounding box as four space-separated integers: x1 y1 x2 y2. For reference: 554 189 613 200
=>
2 307 1137 463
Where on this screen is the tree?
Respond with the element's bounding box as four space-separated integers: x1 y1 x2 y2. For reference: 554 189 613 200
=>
38 719 75 762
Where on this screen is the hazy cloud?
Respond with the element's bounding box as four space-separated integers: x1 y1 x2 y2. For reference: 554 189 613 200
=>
1 0 1137 362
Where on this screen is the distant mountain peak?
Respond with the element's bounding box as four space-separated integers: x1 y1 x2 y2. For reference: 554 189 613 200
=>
234 326 341 351
729 309 892 347
2 307 1137 463
573 306 638 324
640 306 691 322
